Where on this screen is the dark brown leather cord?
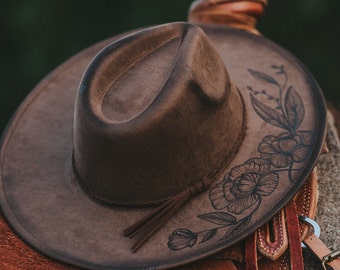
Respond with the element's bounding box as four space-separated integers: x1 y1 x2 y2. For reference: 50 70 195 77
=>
188 0 267 35
124 177 213 252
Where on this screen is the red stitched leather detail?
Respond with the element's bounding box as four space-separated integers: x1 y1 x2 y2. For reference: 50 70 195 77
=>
257 210 287 261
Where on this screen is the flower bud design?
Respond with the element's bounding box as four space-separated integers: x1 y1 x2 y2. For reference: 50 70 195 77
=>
168 229 198 250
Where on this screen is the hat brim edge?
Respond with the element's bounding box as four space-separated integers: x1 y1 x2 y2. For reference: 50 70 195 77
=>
0 25 327 270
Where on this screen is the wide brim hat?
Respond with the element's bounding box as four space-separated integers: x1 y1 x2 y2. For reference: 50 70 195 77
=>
0 22 326 269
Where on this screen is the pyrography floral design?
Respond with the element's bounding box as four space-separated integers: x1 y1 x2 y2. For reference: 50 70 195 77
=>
258 131 313 169
168 65 314 251
210 158 279 215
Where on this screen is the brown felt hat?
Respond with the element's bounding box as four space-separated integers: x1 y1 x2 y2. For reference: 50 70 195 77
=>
0 22 326 269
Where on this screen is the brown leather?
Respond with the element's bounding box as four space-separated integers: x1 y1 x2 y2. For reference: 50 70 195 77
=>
257 209 288 260
303 234 340 270
188 0 267 34
245 233 258 270
0 211 75 270
178 259 238 270
256 167 318 264
284 200 304 270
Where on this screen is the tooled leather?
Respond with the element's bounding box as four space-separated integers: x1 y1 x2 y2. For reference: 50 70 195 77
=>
256 169 317 262
295 169 318 240
257 210 288 261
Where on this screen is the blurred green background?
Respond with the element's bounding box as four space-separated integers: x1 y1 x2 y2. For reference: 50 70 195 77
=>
1 0 339 133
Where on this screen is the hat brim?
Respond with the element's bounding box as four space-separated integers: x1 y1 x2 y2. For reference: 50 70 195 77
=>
0 25 326 269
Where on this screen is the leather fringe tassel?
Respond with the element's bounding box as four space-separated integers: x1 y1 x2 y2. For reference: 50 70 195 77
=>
124 107 246 252
124 177 212 252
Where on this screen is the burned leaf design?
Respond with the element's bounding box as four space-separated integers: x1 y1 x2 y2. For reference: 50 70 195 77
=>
248 69 279 85
200 229 217 243
285 86 305 132
223 216 252 240
250 94 288 129
198 212 236 226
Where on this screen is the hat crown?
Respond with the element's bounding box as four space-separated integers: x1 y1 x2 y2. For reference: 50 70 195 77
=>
73 22 245 205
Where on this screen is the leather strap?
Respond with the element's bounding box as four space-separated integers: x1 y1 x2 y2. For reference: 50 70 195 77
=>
177 258 238 270
257 209 288 260
245 232 258 270
124 111 247 252
285 200 304 270
303 234 340 270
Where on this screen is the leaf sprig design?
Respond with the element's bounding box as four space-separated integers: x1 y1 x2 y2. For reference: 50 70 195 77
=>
248 66 305 134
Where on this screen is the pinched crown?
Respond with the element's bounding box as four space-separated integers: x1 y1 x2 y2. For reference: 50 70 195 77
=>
73 22 245 205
